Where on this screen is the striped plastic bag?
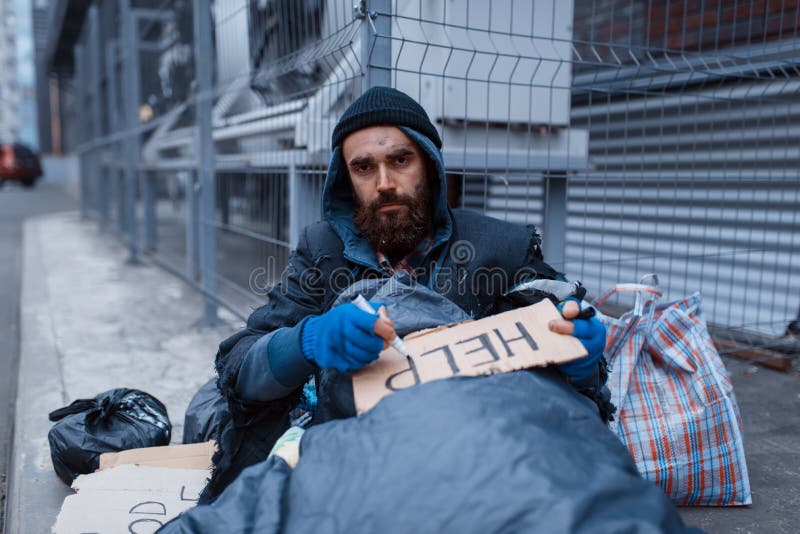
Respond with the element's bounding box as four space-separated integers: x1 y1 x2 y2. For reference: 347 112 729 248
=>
595 279 752 506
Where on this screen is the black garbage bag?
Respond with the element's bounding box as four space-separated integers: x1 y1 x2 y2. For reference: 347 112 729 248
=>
48 388 172 485
160 371 701 534
183 378 227 445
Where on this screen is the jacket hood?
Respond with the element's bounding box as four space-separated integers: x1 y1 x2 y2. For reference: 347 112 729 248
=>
321 126 452 271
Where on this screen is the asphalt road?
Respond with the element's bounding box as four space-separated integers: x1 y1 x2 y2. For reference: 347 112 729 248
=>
0 181 76 533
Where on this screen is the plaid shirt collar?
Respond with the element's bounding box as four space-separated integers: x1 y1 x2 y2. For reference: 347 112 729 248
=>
376 235 435 280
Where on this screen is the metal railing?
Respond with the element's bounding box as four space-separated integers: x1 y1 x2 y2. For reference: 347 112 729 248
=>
66 0 799 368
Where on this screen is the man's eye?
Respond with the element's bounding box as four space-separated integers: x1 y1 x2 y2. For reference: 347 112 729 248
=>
395 156 408 165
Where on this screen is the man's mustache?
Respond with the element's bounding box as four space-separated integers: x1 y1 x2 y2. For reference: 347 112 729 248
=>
369 193 414 212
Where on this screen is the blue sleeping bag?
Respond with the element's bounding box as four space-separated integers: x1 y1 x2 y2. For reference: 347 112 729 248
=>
160 368 699 533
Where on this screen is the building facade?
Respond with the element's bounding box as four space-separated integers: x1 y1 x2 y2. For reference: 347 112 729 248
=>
0 0 20 142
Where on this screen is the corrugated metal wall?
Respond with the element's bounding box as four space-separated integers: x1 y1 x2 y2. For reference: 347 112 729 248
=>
457 56 800 340
567 68 800 338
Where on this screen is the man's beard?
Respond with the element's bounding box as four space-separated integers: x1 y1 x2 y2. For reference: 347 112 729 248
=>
353 179 433 258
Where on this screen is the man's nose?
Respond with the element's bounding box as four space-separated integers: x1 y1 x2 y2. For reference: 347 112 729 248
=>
375 165 395 192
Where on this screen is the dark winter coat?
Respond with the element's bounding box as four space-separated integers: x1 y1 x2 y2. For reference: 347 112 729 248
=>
202 126 606 501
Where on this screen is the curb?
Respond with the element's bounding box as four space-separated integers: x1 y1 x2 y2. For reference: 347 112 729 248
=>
6 219 71 533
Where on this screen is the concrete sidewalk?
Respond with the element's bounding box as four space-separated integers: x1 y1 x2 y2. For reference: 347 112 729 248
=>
7 212 237 533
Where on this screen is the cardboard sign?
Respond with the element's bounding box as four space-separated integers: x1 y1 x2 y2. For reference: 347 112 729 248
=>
52 465 208 533
99 441 215 471
352 299 587 414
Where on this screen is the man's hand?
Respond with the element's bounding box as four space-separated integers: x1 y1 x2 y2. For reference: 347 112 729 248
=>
300 302 392 372
548 298 606 382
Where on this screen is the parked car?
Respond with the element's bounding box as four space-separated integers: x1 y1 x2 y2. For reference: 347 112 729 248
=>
0 143 43 187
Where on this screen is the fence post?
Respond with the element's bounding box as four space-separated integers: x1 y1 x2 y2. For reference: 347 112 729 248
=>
194 0 219 325
121 0 140 264
358 0 392 91
288 164 300 249
142 170 157 251
186 170 200 281
105 40 126 236
75 43 89 219
117 173 126 234
89 5 108 234
541 174 568 274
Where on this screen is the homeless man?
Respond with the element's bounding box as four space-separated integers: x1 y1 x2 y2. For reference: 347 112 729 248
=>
203 87 609 501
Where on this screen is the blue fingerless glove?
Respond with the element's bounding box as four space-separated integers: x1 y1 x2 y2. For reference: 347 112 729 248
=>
300 302 385 372
556 298 607 383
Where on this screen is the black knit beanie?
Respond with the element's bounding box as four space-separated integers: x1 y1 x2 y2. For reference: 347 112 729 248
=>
331 86 442 150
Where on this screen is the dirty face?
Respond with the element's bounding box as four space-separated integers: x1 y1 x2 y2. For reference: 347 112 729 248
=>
342 125 433 256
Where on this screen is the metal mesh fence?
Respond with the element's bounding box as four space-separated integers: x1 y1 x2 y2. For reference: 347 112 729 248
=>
568 0 800 364
70 0 799 366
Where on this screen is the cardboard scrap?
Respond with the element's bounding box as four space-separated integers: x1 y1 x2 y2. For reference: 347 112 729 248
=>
52 465 208 534
353 299 587 414
99 441 215 471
